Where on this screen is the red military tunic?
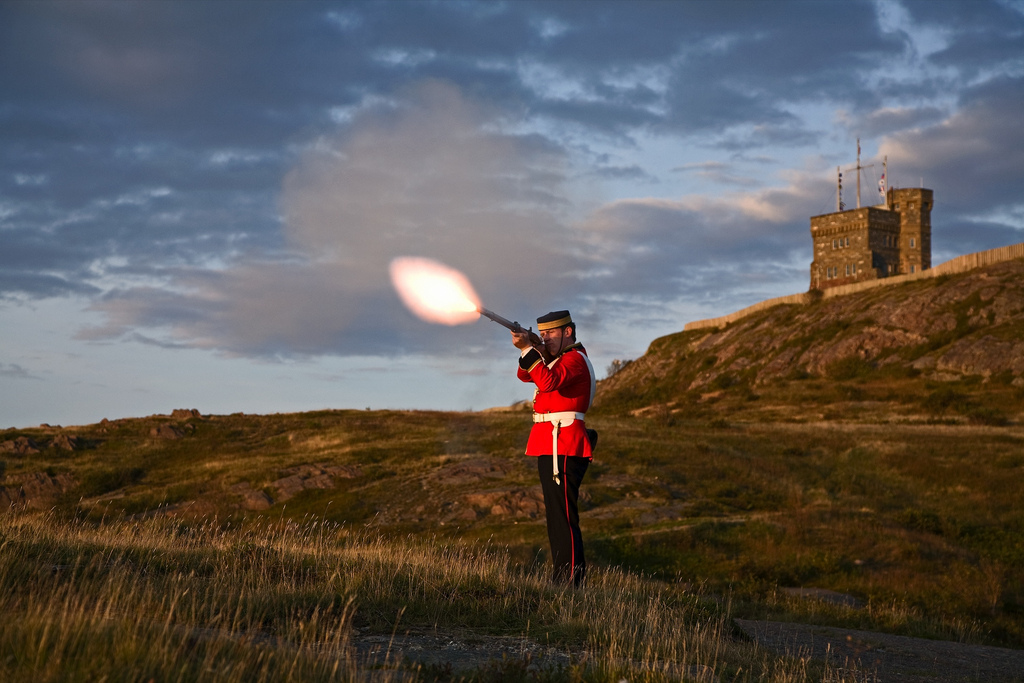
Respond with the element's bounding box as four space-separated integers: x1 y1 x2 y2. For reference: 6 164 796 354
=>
517 343 596 458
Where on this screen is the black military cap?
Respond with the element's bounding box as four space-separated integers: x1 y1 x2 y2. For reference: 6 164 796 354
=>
536 310 572 331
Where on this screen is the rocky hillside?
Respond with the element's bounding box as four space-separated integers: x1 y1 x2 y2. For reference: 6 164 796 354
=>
596 257 1024 419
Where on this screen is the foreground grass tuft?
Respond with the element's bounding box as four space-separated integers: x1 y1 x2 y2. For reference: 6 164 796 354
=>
1 513 868 682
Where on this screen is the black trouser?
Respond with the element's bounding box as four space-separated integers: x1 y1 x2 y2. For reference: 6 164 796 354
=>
537 454 589 587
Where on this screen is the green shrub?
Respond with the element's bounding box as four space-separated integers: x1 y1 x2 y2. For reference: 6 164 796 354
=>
786 367 811 380
837 385 866 401
878 363 922 379
896 508 946 536
825 356 874 381
991 370 1016 386
923 386 972 414
710 373 739 390
605 358 633 378
966 406 1009 426
80 466 146 496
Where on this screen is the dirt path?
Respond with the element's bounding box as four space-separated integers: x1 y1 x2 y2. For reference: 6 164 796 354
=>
735 619 1024 683
351 622 1024 682
350 627 717 681
349 628 572 674
180 619 1023 681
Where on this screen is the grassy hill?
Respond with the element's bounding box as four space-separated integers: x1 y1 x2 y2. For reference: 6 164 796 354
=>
3 259 1024 681
597 257 1024 426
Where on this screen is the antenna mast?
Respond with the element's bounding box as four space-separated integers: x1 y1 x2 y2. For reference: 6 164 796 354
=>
856 139 861 208
836 166 844 211
844 138 873 209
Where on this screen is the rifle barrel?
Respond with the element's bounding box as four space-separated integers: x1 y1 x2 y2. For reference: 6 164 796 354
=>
477 307 525 333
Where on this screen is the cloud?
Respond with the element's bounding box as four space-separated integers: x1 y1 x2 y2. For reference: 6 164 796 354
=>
83 264 387 357
77 72 838 357
4 0 1023 366
575 182 816 300
0 170 284 300
2 2 213 110
85 81 587 357
838 106 947 139
880 75 1024 234
573 64 1024 306
587 164 658 183
656 1 905 136
908 0 1024 80
0 363 35 380
0 272 100 301
95 59 1024 359
672 162 759 187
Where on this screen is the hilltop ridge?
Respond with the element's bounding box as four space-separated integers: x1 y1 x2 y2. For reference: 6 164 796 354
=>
596 257 1024 423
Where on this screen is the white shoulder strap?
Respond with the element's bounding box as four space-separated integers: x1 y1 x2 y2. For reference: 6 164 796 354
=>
545 347 596 409
581 352 596 409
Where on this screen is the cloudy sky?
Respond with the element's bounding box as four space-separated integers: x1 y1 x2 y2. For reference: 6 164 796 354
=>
2 0 1022 427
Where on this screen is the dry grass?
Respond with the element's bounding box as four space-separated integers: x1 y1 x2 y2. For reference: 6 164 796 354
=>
3 407 1023 677
0 512 873 682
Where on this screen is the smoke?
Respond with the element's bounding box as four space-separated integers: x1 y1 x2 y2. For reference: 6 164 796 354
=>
282 81 576 287
88 80 582 357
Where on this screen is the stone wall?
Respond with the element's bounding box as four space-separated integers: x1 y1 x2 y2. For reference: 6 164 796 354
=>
684 242 1024 332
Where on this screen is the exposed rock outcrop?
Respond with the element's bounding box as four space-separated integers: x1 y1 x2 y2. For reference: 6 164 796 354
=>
230 482 274 510
228 463 363 509
270 463 362 502
0 471 76 509
0 436 41 455
463 487 544 519
428 457 510 487
51 434 80 451
598 258 1024 407
150 423 195 439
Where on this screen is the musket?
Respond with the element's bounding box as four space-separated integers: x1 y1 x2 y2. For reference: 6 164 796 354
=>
477 307 553 364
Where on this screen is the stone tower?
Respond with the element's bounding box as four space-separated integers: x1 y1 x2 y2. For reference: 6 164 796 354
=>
809 186 933 290
889 187 933 275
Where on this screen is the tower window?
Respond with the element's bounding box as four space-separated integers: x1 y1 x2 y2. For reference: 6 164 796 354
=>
910 237 916 248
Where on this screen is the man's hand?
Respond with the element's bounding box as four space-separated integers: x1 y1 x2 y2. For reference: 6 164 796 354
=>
511 330 533 350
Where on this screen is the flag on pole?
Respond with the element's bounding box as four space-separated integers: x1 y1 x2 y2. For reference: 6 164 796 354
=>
878 172 886 200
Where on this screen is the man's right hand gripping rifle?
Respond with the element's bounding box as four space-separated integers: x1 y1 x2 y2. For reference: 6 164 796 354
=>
511 328 553 364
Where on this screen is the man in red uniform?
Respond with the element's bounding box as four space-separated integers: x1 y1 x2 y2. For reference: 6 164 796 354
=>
511 310 596 587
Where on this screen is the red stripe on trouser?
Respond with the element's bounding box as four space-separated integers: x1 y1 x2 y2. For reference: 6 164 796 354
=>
563 454 574 571
539 454 586 584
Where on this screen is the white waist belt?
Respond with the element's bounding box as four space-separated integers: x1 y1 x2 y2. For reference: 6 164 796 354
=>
533 412 585 484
